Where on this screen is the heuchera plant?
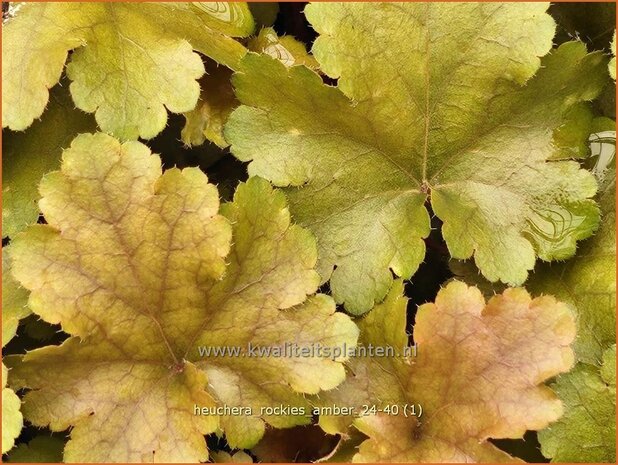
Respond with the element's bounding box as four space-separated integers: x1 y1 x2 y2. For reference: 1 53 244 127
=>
1 2 616 463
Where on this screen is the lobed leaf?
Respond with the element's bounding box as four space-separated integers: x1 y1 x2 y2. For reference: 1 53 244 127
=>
528 125 615 364
2 2 254 139
318 280 576 462
451 123 616 461
227 2 607 313
538 346 616 462
2 83 97 238
2 248 29 454
183 27 316 148
8 133 358 461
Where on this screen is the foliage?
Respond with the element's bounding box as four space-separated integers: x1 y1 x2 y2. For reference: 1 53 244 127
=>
5 436 65 463
1 248 27 454
2 2 253 139
2 82 96 237
2 2 616 463
227 4 607 314
538 346 616 462
318 280 576 462
6 133 357 461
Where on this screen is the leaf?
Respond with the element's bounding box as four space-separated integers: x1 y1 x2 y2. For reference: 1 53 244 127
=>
181 61 237 148
2 248 31 347
226 1 608 313
5 436 65 463
449 124 616 461
538 345 616 462
7 133 358 461
249 3 279 28
1 247 29 454
551 103 594 159
2 2 254 139
248 27 318 69
534 129 615 462
527 127 615 365
317 280 576 462
452 121 616 364
182 27 316 148
210 450 253 463
2 82 97 238
2 363 23 454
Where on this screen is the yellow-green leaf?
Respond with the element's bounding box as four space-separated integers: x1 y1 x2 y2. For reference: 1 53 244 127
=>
227 2 607 313
538 346 616 462
2 2 254 139
8 133 358 461
2 364 23 454
2 83 96 238
183 27 316 148
551 103 594 160
210 450 253 463
528 127 615 365
181 61 237 148
2 248 31 347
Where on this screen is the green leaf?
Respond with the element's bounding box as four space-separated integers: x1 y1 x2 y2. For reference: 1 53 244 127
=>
227 1 607 313
1 247 29 454
535 128 615 462
2 2 254 139
5 436 65 463
182 27 316 148
450 126 616 461
538 345 616 462
317 280 576 461
453 122 616 364
8 133 358 461
249 3 279 28
2 364 22 454
2 83 97 238
2 248 31 347
181 61 237 148
528 126 615 365
551 103 594 159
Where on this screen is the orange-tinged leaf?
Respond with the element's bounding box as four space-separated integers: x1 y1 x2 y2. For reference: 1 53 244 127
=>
319 280 576 462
